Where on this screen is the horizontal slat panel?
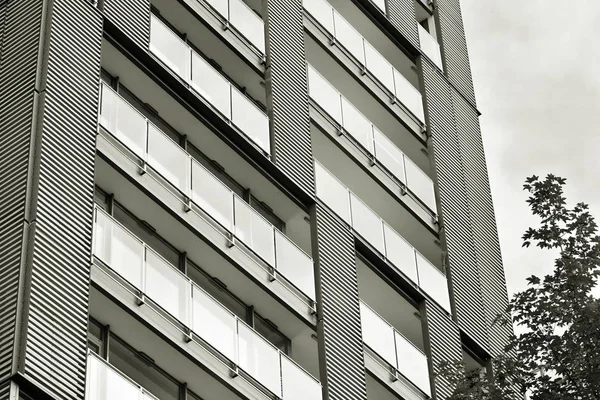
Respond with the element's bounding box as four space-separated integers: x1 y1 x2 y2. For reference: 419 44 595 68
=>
0 0 44 383
103 0 151 50
423 299 462 399
265 0 315 198
421 58 489 348
452 90 511 357
23 1 102 399
314 203 367 400
387 0 420 49
434 0 476 106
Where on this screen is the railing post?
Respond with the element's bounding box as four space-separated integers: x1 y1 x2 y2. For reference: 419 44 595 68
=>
360 37 367 75
381 219 387 260
137 246 147 306
139 120 149 176
400 154 408 196
184 155 192 213
369 124 376 166
329 8 336 46
337 94 344 136
228 193 236 248
269 227 277 282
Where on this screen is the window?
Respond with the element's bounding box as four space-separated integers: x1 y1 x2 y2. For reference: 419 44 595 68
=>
88 319 104 356
109 334 180 400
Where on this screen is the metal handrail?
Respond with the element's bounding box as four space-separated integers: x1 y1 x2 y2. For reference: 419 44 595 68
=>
92 208 322 395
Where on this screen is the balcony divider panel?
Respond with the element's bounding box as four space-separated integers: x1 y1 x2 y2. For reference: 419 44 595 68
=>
103 0 151 50
311 203 367 400
265 0 316 198
0 0 45 385
421 299 462 399
386 0 420 49
432 0 476 106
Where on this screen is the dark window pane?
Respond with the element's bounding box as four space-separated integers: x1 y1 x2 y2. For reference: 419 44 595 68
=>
254 313 291 354
109 335 179 400
113 203 180 266
187 261 247 321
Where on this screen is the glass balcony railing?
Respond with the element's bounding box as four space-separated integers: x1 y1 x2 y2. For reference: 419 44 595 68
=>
303 0 424 123
371 0 386 13
418 24 443 70
314 162 450 313
202 0 265 55
149 14 270 155
92 208 322 400
98 82 316 303
86 352 158 400
308 65 437 213
359 301 431 396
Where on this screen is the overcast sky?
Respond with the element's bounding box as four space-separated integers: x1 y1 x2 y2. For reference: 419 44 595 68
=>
460 0 600 294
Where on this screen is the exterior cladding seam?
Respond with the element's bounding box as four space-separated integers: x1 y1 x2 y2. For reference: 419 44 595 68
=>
420 58 490 348
0 0 44 384
385 0 420 48
103 0 151 50
422 300 463 399
21 1 102 399
433 0 477 106
452 91 512 357
265 0 315 198
314 203 368 400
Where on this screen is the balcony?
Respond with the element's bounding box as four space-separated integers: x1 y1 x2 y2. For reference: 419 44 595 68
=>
200 0 265 55
315 162 450 313
149 14 270 155
92 208 322 400
307 64 436 214
86 352 159 400
418 24 442 69
360 301 431 398
98 82 316 307
303 0 424 124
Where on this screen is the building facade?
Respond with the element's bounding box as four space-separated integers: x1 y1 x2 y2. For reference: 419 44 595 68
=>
0 0 515 399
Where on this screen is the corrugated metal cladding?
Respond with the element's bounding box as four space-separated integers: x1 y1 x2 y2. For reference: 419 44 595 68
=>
0 0 44 384
420 58 490 349
433 0 476 107
0 380 10 400
264 0 315 198
312 203 367 400
103 0 151 50
386 0 420 49
20 1 102 399
422 299 463 399
452 91 511 357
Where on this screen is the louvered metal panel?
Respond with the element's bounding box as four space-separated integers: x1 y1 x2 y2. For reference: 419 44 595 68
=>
422 299 462 399
433 0 476 106
0 380 10 400
265 0 315 198
20 1 102 399
386 0 420 49
0 0 44 384
452 91 511 357
420 57 489 348
103 0 151 50
312 203 367 400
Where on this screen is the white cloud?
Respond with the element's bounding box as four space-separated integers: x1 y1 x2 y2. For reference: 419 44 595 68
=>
460 0 600 294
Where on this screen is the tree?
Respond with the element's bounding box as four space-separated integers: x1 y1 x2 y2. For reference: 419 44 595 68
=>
439 175 600 400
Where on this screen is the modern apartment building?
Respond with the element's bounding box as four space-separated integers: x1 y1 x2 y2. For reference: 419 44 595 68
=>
0 0 515 399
